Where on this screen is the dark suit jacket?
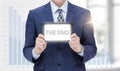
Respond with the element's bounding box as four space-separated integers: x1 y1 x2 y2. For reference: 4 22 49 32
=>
23 2 97 71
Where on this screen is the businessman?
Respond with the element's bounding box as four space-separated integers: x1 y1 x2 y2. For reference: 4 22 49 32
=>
23 0 97 71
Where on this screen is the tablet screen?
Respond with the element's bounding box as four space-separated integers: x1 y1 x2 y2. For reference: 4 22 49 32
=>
42 22 72 42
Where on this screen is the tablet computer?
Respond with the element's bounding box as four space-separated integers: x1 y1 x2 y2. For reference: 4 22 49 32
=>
42 22 73 42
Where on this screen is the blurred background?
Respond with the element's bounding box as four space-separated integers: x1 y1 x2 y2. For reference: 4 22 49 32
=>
0 0 120 71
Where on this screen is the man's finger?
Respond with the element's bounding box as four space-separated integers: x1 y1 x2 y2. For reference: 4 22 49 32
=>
38 34 45 39
71 33 77 38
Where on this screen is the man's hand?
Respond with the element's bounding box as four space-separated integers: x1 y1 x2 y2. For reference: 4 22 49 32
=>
69 33 83 53
34 34 47 55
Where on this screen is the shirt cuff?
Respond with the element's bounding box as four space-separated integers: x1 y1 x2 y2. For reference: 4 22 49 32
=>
77 45 84 56
32 48 40 60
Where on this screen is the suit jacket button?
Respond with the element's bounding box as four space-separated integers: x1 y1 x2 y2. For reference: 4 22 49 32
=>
58 63 61 66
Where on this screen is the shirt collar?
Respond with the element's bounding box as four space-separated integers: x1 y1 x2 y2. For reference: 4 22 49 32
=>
50 0 68 13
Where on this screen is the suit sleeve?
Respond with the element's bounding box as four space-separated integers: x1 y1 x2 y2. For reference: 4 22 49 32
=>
81 11 97 63
23 10 38 63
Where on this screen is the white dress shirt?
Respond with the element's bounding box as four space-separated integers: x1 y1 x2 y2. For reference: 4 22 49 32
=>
32 0 84 60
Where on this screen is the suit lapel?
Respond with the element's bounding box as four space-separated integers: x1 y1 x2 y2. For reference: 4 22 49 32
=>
44 2 54 22
66 2 75 22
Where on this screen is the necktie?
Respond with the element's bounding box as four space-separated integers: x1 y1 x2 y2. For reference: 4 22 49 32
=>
57 9 64 22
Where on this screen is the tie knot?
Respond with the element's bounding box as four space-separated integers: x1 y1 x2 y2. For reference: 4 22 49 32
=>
56 9 63 13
